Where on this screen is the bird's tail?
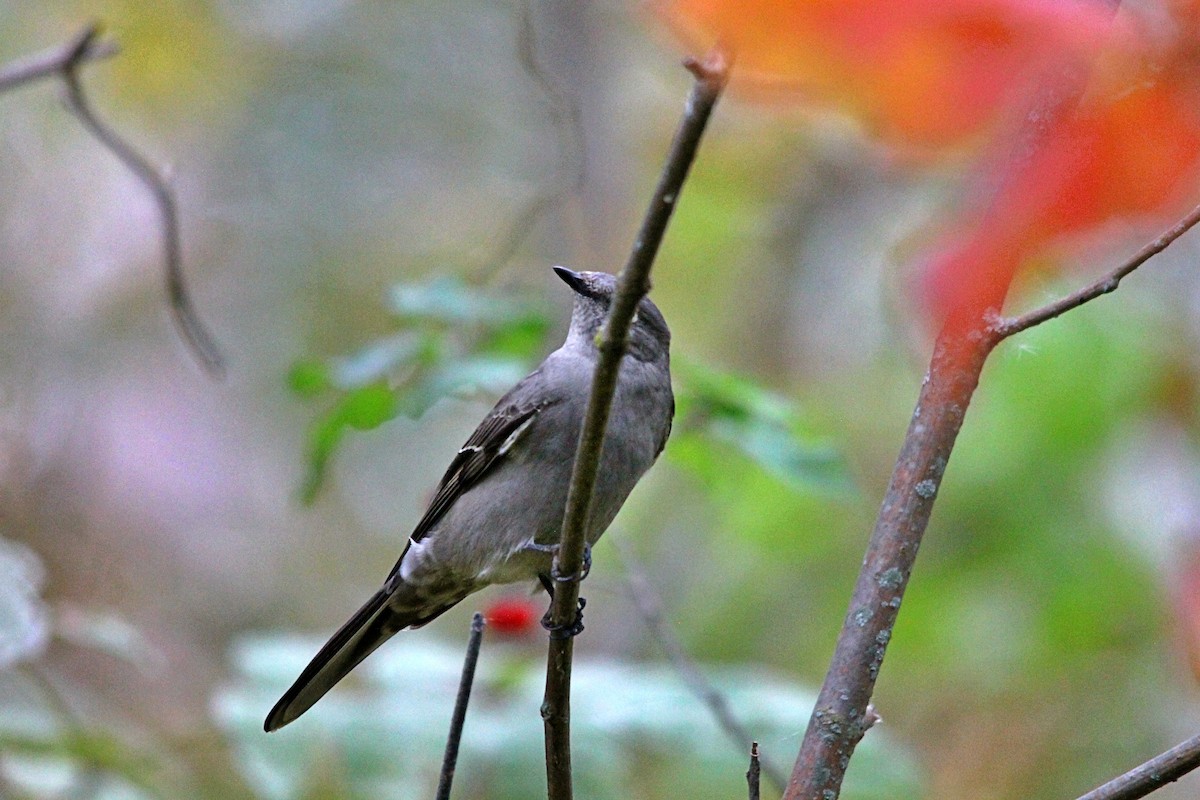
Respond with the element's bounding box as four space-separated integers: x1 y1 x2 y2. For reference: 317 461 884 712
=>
264 583 452 732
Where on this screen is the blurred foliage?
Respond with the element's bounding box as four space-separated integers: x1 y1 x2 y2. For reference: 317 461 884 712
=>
0 541 165 799
2 2 1199 800
216 633 920 800
291 275 850 504
288 275 553 503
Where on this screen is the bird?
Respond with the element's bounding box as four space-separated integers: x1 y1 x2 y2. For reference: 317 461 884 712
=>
264 267 674 731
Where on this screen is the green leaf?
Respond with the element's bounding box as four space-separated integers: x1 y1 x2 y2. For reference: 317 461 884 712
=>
338 382 398 431
286 359 332 398
477 315 553 359
329 332 427 389
300 382 399 503
672 358 853 493
398 357 530 417
389 275 529 324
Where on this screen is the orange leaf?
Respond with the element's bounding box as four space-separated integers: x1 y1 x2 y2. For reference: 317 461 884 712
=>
657 0 1128 150
922 77 1200 325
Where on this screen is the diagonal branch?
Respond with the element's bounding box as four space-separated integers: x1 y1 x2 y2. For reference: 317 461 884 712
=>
1073 732 1200 800
59 27 224 376
614 542 787 791
992 201 1200 340
541 49 729 800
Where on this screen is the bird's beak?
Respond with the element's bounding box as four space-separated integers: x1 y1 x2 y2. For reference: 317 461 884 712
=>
553 266 589 296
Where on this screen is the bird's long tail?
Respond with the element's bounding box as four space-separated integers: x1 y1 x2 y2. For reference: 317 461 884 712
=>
264 584 450 732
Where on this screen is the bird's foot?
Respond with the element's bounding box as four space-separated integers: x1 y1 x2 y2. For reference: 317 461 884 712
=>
532 543 591 638
541 596 586 640
523 541 592 584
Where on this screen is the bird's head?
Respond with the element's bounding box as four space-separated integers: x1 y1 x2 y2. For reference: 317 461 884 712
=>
554 266 670 363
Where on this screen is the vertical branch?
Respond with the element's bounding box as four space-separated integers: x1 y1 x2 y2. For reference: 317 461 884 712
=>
748 742 762 800
436 613 486 800
784 323 998 800
541 50 729 800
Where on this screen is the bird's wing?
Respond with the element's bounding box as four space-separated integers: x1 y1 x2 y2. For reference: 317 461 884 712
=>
409 373 557 545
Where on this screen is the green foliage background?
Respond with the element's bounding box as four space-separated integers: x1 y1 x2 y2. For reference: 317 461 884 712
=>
1 1 1199 799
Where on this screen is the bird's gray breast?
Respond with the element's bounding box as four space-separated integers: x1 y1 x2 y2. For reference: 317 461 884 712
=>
401 347 672 588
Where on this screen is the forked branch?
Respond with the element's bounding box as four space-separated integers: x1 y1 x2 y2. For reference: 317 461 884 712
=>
0 24 224 376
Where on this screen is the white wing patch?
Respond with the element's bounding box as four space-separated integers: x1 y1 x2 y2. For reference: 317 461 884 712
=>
497 415 536 456
399 536 428 582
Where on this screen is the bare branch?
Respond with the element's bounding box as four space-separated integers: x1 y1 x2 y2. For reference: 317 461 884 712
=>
748 742 761 800
614 541 787 791
993 201 1200 340
784 324 995 800
0 25 224 375
58 31 224 376
1073 733 1200 800
541 49 729 800
0 24 117 93
436 613 486 800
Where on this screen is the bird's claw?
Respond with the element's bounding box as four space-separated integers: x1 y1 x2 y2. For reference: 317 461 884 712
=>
541 597 586 639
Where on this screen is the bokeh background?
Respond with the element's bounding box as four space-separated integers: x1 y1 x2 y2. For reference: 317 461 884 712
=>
3 1 1200 798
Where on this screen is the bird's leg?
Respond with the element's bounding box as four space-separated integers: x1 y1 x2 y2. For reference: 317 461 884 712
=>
527 542 591 638
520 542 592 583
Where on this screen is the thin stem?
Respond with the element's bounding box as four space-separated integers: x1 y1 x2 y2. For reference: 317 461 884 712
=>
615 542 786 791
748 742 762 800
541 49 729 800
0 24 117 92
436 613 487 800
1073 733 1200 800
59 31 224 376
993 201 1200 340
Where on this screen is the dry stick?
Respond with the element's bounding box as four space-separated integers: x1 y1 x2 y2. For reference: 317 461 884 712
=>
59 27 225 377
748 742 762 800
436 613 487 800
783 204 1200 800
614 542 787 791
0 25 118 92
1074 732 1200 800
541 50 729 800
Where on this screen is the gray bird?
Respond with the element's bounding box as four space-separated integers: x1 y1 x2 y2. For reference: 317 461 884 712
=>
265 267 673 731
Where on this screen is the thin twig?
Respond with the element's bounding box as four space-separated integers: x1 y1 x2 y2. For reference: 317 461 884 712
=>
614 541 786 791
58 27 224 376
470 0 586 279
541 50 729 800
993 201 1200 340
1073 733 1200 800
436 613 486 800
748 742 762 800
0 25 117 93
